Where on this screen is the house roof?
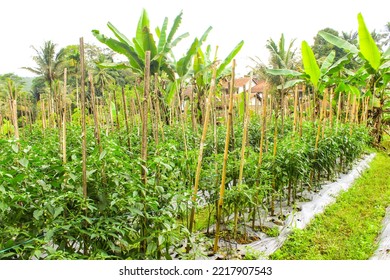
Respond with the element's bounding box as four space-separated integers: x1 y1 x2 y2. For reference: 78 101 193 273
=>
251 80 269 93
182 86 193 98
221 77 254 89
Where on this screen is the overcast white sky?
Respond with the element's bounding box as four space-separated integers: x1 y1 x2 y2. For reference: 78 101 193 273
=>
0 0 389 77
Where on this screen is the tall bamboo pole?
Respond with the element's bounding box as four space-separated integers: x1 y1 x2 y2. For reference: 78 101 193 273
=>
188 66 217 241
293 85 299 135
355 98 360 124
233 72 252 239
336 92 342 132
11 99 19 140
88 72 102 149
214 60 235 253
345 93 351 123
311 97 325 187
121 87 131 151
79 38 87 199
322 89 328 139
41 100 46 135
329 88 333 129
299 98 303 138
113 89 121 133
350 94 356 135
140 51 151 254
62 68 67 163
270 95 279 216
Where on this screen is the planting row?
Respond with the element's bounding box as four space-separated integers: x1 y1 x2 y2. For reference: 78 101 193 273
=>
0 117 370 259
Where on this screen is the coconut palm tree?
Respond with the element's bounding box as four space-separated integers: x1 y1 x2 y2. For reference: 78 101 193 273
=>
252 34 298 129
382 22 390 48
23 41 65 99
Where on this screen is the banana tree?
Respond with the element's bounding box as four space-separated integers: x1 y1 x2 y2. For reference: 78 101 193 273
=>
319 13 390 144
162 26 213 118
266 41 350 103
165 34 244 124
190 41 244 124
92 9 188 81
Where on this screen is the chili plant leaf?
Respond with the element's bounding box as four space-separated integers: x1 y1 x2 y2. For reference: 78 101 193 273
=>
33 209 43 220
12 144 19 153
99 150 107 161
18 158 29 168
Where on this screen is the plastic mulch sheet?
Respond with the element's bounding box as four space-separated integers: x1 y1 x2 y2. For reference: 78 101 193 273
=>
370 206 390 260
242 153 376 257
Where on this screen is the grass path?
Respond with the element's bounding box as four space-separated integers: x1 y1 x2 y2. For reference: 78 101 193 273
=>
270 152 390 260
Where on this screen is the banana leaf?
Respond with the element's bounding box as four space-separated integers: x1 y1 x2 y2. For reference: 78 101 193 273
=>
301 41 320 88
107 22 133 47
177 38 199 77
167 11 183 44
357 13 381 70
136 9 150 47
266 69 302 77
319 31 359 54
320 51 335 75
216 40 244 78
157 18 169 54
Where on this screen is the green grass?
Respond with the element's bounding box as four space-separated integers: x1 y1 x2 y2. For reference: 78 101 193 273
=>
270 152 390 260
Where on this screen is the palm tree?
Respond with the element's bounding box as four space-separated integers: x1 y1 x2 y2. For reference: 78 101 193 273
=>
92 53 116 96
23 41 65 99
382 22 390 47
341 31 358 45
252 34 298 129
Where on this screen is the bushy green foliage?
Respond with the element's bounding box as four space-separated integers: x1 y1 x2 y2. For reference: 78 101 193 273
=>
0 117 370 259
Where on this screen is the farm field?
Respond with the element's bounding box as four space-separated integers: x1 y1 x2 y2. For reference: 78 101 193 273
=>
0 9 389 260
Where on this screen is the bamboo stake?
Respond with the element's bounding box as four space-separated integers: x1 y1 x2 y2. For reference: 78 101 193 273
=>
336 92 342 132
299 98 303 138
113 89 121 133
251 85 268 229
214 60 235 253
293 85 299 135
7 80 19 140
140 51 151 254
233 72 252 239
350 94 356 135
270 95 279 216
190 89 197 132
121 87 131 151
62 68 67 163
322 89 328 139
355 97 360 124
188 66 217 241
329 88 333 129
11 99 19 140
79 38 87 199
344 93 351 123
41 100 46 134
88 72 102 148
364 96 370 124
154 74 162 143
360 97 366 124
310 97 325 190
108 92 114 131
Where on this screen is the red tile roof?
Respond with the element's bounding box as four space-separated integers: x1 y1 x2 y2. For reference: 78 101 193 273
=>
221 77 253 89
